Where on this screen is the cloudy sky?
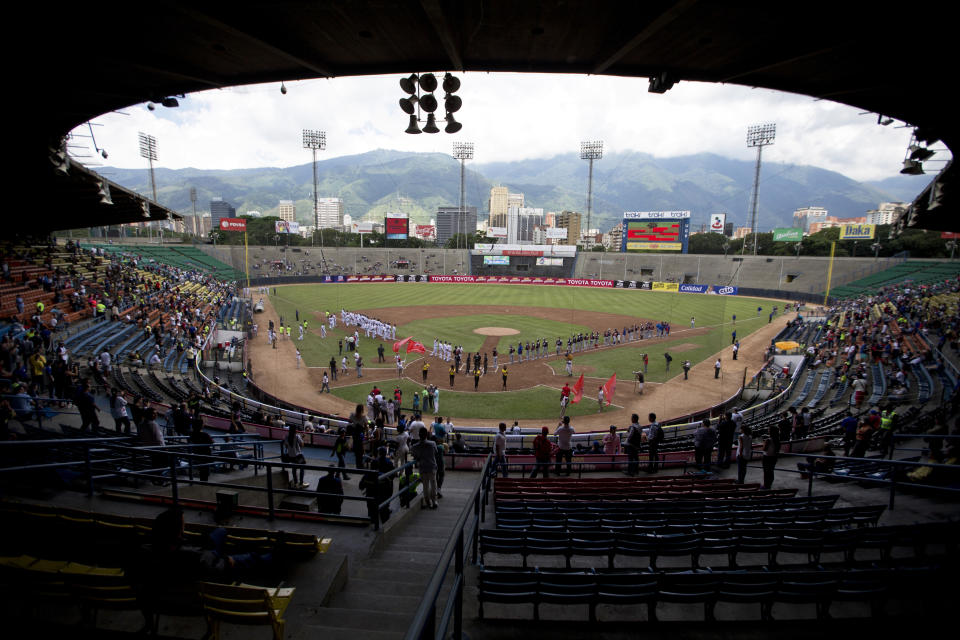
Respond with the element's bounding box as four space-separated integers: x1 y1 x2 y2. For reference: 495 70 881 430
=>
71 73 949 183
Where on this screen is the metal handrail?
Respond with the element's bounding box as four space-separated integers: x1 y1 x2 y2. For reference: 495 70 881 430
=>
404 454 491 640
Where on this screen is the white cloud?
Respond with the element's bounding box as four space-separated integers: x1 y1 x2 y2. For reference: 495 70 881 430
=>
74 73 947 182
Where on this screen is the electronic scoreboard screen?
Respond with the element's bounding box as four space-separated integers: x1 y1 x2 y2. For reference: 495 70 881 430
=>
625 220 683 251
483 255 510 265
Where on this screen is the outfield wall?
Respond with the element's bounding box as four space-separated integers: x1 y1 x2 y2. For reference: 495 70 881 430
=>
197 244 906 297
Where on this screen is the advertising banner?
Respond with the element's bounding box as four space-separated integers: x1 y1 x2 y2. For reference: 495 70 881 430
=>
941 232 960 239
485 227 508 238
564 278 614 288
651 282 680 292
354 221 374 234
773 227 803 242
638 281 652 290
626 242 683 251
623 211 691 219
535 257 564 266
483 255 510 265
709 285 739 295
678 283 709 293
415 224 436 240
219 218 247 232
274 220 299 234
545 227 568 239
709 213 726 233
838 224 875 240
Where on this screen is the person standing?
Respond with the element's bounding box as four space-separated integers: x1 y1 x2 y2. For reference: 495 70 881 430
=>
646 413 663 473
74 380 100 433
109 388 131 434
411 427 439 509
321 371 330 393
493 422 509 477
731 329 737 344
682 360 691 380
329 356 338 381
714 358 722 379
716 412 736 468
624 414 643 476
736 424 753 484
597 385 605 412
565 352 573 376
602 425 621 455
732 341 739 360
473 367 481 391
501 366 508 390
664 352 672 372
348 405 367 469
422 362 430 382
554 416 575 475
643 353 649 374
378 343 385 363
559 383 571 418
529 427 552 479
761 423 780 489
284 426 307 488
296 349 302 369
693 419 716 471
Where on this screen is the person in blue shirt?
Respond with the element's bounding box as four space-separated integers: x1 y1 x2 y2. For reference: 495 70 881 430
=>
841 413 859 457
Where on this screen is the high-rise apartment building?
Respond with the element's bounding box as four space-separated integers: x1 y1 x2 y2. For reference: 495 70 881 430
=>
556 211 582 246
506 206 544 244
437 206 478 246
278 200 296 222
866 202 906 226
316 197 343 229
209 197 236 231
793 206 828 232
488 186 524 228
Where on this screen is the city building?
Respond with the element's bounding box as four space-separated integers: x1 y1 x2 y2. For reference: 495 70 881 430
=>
733 226 752 239
793 206 828 232
316 197 343 229
506 206 544 244
556 211 582 246
808 215 868 234
278 200 295 222
245 210 262 218
604 223 623 251
436 206 478 246
488 186 524 228
866 202 906 226
209 197 236 231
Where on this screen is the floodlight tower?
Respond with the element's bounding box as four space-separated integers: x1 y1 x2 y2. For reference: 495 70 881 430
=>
453 142 474 249
746 123 776 255
189 187 197 236
302 129 326 250
580 141 603 249
138 132 158 240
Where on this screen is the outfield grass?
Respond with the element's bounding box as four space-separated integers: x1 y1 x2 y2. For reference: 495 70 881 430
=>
329 378 612 421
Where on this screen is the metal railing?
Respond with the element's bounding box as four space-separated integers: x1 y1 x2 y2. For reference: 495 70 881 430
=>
405 454 491 640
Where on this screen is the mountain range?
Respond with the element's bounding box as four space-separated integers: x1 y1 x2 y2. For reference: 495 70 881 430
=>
97 150 926 232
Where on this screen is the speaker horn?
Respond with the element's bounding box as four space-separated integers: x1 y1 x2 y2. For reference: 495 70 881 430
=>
444 94 462 113
442 73 460 93
418 73 438 92
405 115 422 134
399 74 419 94
419 93 438 113
444 113 462 134
423 113 440 134
399 96 418 114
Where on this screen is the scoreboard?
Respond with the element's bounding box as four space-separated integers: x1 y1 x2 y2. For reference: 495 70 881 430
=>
621 211 690 252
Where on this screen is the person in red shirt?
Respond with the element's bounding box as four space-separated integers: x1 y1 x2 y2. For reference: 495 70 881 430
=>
559 383 571 418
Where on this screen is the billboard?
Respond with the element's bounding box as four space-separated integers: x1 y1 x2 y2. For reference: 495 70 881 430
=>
486 226 508 238
274 220 299 234
838 224 875 240
353 222 374 234
219 218 246 232
415 224 436 240
709 214 726 233
545 227 568 240
773 227 803 242
483 255 510 265
678 283 709 293
651 282 680 292
535 257 565 266
385 215 409 240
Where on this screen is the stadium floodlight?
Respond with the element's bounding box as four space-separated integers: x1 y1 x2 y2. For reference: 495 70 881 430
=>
744 123 775 256
453 143 474 250
139 132 159 239
303 129 327 252
580 141 603 249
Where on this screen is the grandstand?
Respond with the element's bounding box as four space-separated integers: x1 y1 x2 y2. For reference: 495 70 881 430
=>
830 260 960 299
95 244 246 282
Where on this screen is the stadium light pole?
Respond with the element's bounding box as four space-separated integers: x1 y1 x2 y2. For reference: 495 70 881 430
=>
453 142 474 251
303 129 326 252
580 141 603 249
745 123 775 256
138 132 158 241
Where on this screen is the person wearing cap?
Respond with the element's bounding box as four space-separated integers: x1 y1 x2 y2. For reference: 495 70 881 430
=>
602 425 621 455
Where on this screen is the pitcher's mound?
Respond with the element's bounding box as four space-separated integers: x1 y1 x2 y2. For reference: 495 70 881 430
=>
474 327 520 336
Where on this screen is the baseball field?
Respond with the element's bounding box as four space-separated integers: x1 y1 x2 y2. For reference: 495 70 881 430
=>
250 282 789 424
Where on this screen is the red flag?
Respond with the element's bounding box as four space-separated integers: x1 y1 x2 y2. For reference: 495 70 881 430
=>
392 337 410 353
570 374 584 403
602 373 616 406
406 339 427 354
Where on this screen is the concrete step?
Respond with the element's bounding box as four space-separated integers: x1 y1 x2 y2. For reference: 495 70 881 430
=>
374 550 444 564
356 558 441 573
328 591 422 613
343 578 425 596
309 606 412 631
299 625 402 640
356 566 435 583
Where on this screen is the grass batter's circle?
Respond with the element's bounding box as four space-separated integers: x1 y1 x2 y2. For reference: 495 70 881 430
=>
473 326 520 336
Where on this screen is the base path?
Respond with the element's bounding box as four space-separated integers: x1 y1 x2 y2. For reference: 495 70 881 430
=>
248 295 794 429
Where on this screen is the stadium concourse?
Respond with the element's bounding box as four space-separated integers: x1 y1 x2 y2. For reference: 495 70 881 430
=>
247 291 796 429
